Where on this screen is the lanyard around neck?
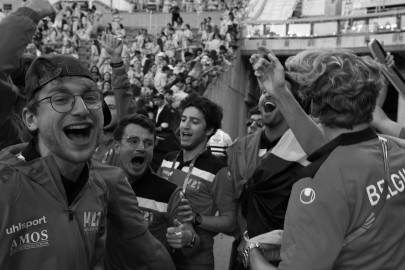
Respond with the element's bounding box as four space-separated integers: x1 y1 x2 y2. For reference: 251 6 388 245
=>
169 152 200 193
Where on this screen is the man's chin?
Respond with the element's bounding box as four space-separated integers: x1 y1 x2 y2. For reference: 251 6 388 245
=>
64 147 97 164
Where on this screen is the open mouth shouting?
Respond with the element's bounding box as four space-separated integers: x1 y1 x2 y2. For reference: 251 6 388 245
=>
264 101 276 113
63 123 94 145
181 130 192 140
131 155 147 170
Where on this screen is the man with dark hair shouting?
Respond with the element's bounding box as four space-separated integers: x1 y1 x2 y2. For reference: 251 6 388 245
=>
158 93 237 270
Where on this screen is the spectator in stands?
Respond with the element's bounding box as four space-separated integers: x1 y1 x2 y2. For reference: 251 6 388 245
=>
226 12 238 40
186 0 194 12
206 33 223 51
246 106 263 135
181 24 193 47
155 65 171 93
116 23 126 37
137 0 145 11
111 9 123 33
103 71 112 83
163 0 172 13
128 59 144 86
153 93 172 132
90 65 103 88
171 77 189 108
196 0 205 12
53 2 64 28
76 15 92 41
207 16 215 28
121 38 131 66
170 2 181 26
102 80 112 94
143 53 155 74
165 33 178 59
207 0 218 11
144 63 157 88
105 22 114 34
143 35 155 55
151 36 162 55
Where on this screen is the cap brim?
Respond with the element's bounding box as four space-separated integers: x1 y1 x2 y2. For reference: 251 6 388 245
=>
102 99 111 127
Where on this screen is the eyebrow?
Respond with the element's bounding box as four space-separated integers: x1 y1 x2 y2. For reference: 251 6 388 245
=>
182 116 201 121
47 86 100 95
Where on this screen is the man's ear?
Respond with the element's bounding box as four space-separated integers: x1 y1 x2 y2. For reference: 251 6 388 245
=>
114 140 121 155
205 127 214 138
22 108 39 132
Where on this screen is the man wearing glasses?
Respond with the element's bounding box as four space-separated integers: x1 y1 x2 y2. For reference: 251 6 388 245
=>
246 106 264 135
0 51 110 268
0 2 174 270
104 114 200 269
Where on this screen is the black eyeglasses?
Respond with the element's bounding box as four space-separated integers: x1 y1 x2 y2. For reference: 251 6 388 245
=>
246 119 264 128
124 136 154 150
34 90 103 113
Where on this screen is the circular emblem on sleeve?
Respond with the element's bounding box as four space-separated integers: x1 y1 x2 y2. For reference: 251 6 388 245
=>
300 188 315 204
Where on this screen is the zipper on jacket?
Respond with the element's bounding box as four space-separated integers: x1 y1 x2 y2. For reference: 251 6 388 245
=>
68 206 73 220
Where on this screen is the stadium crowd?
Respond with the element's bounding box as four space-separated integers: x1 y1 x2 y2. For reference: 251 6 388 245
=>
2 0 405 270
23 0 242 131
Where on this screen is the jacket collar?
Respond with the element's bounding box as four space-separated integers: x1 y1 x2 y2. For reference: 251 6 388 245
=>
307 127 377 162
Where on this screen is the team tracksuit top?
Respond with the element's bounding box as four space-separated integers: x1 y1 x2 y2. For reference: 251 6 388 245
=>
280 128 405 269
0 143 108 270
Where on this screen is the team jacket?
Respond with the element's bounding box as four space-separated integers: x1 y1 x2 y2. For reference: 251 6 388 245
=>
280 128 405 269
0 143 108 270
240 129 309 238
158 150 236 270
104 168 180 270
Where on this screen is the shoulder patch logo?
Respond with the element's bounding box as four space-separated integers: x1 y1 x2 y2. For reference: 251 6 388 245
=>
300 188 315 204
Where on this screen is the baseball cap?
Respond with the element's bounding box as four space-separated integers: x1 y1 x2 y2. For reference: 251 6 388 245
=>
25 54 111 126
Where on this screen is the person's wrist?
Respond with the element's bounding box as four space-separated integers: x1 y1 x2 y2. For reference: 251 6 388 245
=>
242 242 262 268
192 213 202 226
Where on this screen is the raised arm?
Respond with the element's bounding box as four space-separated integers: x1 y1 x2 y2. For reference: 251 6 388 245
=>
251 46 326 155
100 33 134 122
371 52 405 138
0 0 55 149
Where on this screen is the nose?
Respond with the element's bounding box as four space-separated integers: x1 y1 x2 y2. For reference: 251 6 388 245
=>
70 96 90 116
137 140 146 151
263 89 272 98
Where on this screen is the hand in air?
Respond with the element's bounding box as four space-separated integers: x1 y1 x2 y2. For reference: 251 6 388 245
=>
250 46 286 98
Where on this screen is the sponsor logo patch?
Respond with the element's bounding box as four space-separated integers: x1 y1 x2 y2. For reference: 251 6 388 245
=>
10 230 49 255
83 212 101 232
300 188 315 204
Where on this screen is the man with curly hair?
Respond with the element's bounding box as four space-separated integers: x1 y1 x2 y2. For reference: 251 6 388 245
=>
247 49 405 269
158 93 237 270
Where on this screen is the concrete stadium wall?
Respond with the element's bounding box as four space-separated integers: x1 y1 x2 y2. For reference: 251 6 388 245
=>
203 50 257 140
